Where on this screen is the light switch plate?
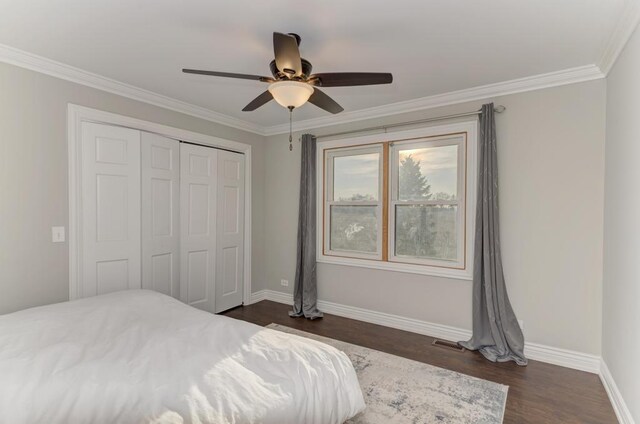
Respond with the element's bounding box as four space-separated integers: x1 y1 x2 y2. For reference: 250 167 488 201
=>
52 226 65 243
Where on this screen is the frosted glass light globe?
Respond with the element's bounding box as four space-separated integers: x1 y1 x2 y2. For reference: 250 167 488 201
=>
268 81 314 109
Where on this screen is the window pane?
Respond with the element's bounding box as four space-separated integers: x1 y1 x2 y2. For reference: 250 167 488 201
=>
395 204 458 261
330 206 378 253
398 144 458 201
333 153 379 201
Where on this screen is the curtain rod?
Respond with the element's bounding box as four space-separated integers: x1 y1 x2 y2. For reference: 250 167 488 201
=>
314 105 506 140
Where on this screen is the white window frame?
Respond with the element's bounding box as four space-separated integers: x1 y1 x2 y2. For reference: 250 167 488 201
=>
324 144 384 260
316 121 477 281
389 134 466 269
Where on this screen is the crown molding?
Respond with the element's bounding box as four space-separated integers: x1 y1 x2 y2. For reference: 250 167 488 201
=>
0 43 265 135
599 0 640 75
264 64 605 135
1 42 607 138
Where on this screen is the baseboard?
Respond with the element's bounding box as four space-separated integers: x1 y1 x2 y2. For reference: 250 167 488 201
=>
523 342 601 374
248 290 267 304
259 290 292 305
317 297 472 342
258 290 601 374
600 359 635 424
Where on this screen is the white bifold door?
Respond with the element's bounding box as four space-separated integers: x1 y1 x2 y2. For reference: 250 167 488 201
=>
215 150 245 312
141 132 180 298
81 122 142 297
179 143 245 313
78 122 245 313
179 143 218 312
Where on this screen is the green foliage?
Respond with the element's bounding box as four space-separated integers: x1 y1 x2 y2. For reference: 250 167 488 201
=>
330 207 377 253
339 193 376 202
396 155 435 256
399 155 431 200
330 154 457 261
433 192 455 201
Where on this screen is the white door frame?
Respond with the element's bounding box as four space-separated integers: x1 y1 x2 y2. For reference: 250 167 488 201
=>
68 104 253 306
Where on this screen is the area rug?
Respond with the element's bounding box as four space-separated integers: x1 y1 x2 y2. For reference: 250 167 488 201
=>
267 324 508 424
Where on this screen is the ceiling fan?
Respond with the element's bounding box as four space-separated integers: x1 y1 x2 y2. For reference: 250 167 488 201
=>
183 32 393 114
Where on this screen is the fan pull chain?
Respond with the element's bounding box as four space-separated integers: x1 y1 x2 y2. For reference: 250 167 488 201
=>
288 106 294 151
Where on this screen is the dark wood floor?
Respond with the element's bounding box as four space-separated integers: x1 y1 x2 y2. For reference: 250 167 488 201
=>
223 300 617 424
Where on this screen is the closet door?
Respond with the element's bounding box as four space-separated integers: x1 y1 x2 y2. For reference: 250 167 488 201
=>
141 132 180 298
80 122 141 297
215 151 245 313
179 143 217 312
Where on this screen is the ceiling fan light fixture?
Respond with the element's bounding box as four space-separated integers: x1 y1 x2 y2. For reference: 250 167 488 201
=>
183 32 392 114
268 81 314 109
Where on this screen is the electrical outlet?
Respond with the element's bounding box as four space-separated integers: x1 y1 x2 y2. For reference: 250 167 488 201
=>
280 279 289 287
51 226 65 243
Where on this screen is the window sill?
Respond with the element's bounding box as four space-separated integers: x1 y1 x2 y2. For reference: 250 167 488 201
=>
317 255 473 281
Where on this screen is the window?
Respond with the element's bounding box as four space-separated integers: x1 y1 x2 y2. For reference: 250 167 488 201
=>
325 145 383 260
318 122 476 279
390 136 466 268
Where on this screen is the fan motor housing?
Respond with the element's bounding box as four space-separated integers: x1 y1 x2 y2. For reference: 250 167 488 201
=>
270 59 313 80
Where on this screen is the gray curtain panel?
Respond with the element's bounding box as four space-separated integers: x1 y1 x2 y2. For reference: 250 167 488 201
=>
459 103 527 366
289 134 323 320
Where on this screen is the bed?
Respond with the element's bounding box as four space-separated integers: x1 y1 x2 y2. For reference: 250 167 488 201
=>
0 290 365 423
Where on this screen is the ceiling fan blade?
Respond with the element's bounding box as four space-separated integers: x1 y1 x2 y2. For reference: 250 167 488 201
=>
273 32 302 76
308 88 344 114
310 72 393 87
242 91 274 111
183 69 274 82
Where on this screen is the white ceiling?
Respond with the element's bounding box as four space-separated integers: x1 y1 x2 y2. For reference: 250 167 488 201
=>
0 0 626 128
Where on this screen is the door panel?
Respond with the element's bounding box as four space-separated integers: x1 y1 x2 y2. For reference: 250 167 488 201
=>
151 178 172 236
96 137 128 164
141 132 180 298
188 184 210 235
96 174 128 241
222 247 239 295
223 186 239 233
180 143 217 312
189 154 211 176
151 253 173 294
96 259 129 294
81 122 141 298
215 151 245 313
187 250 209 303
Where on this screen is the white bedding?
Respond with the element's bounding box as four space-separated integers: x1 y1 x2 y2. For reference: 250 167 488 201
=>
0 290 365 423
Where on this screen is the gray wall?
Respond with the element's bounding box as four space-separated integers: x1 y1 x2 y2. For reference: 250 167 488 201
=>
0 60 609 360
603 24 640 422
0 62 266 314
265 79 606 355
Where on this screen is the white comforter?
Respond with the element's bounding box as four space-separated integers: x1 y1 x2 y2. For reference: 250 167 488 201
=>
0 290 365 423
